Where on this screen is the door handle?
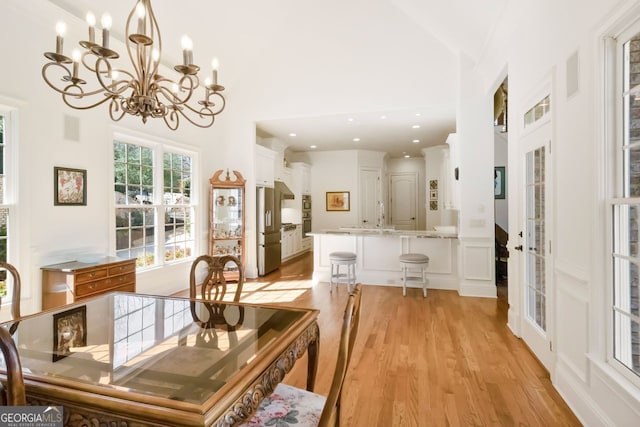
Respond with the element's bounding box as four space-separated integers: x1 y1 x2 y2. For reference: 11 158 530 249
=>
514 245 523 251
411 217 416 220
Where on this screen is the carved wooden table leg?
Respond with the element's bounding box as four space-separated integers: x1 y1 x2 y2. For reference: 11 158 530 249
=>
306 323 320 391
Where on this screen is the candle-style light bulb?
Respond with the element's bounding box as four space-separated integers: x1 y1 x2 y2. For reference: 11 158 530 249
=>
111 70 119 89
152 49 160 63
71 49 81 79
86 12 96 43
55 21 66 55
136 3 145 34
205 77 212 87
56 21 66 36
181 35 193 66
101 13 112 49
211 57 219 85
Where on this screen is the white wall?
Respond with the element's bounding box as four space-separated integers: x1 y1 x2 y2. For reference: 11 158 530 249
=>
308 151 359 231
476 0 640 425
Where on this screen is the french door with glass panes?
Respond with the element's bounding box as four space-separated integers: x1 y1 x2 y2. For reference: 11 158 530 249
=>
520 120 554 371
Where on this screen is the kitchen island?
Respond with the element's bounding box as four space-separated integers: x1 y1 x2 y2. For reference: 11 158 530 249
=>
309 228 459 292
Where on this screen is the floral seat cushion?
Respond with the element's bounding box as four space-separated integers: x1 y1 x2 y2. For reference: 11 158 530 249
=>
239 383 327 427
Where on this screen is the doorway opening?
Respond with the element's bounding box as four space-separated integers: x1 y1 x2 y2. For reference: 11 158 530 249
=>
494 77 509 298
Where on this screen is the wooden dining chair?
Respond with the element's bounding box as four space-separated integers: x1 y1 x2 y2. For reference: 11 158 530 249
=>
240 284 363 427
0 263 22 320
189 254 244 302
0 326 26 406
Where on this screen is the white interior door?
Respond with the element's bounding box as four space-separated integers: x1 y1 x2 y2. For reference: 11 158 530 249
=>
359 168 381 227
390 173 417 230
519 122 553 371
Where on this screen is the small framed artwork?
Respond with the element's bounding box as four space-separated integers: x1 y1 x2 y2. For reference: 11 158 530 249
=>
494 166 506 199
429 190 438 201
429 179 438 190
53 305 87 362
326 191 350 211
54 166 87 206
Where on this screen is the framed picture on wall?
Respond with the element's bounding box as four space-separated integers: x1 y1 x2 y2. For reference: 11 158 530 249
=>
494 166 506 199
326 191 350 211
54 166 87 206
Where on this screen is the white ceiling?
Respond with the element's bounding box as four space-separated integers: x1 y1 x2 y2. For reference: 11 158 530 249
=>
48 0 507 158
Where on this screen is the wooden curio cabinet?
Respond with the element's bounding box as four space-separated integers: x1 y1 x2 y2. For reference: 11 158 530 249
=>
209 169 245 280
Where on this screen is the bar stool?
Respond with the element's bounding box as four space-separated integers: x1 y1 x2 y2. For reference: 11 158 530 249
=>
329 251 357 293
399 253 429 297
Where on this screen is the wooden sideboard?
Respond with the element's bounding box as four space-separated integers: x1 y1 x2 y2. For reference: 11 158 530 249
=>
41 256 136 310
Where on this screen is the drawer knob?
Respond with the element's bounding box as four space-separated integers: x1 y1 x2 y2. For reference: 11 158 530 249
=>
88 283 96 289
89 272 96 278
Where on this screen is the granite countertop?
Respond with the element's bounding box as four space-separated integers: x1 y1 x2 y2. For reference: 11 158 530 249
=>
309 228 458 238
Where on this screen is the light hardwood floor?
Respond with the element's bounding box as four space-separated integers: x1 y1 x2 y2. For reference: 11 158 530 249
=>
183 252 582 426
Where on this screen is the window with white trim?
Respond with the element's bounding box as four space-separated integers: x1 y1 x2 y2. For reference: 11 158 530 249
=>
611 28 640 379
0 109 16 303
114 138 195 268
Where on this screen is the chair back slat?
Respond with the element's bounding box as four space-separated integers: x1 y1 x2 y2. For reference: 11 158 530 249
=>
189 255 244 302
0 263 21 320
319 284 362 427
0 326 25 406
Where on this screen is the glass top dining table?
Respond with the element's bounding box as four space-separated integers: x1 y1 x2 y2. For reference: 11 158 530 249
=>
0 292 320 427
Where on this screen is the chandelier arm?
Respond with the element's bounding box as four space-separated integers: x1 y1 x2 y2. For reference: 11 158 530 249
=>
181 91 226 117
93 58 137 96
109 98 127 122
154 82 195 106
172 105 216 129
41 62 74 95
163 110 180 131
146 0 162 78
61 90 116 111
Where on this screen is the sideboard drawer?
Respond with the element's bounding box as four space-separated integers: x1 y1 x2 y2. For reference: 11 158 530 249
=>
75 273 135 297
108 263 136 276
75 268 108 284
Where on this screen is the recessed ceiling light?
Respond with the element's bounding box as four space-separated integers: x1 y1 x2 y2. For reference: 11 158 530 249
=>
415 113 422 117
412 139 420 143
404 154 411 158
353 137 360 142
289 133 296 137
348 118 354 122
412 125 420 129
310 145 317 149
380 115 387 119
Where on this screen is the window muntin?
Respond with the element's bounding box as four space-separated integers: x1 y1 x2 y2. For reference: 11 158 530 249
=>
524 95 551 128
0 112 14 304
114 140 195 269
612 32 640 378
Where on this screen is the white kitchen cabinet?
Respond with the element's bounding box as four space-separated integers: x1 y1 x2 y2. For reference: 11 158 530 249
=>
281 229 294 260
282 225 305 261
256 144 275 187
301 237 313 252
298 163 311 195
294 225 302 253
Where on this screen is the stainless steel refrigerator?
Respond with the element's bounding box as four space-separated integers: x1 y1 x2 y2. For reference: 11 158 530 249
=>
257 186 281 275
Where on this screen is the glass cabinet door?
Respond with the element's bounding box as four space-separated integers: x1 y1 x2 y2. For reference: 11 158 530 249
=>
211 187 243 257
209 170 246 279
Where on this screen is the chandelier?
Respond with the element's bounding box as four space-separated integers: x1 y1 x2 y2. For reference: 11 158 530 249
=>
42 0 225 130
